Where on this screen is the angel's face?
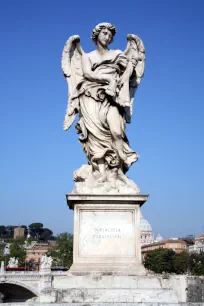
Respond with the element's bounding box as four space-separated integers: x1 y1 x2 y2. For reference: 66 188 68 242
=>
97 28 112 47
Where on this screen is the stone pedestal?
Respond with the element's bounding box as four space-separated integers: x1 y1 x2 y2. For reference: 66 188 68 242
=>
66 194 148 275
38 193 181 304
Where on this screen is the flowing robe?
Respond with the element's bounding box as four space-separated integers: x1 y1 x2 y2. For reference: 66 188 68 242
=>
74 50 139 172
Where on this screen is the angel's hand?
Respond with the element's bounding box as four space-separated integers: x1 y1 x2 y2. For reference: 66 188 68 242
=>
131 58 138 68
95 73 111 84
101 77 111 84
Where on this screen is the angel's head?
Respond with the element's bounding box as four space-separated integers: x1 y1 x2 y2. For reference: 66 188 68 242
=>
92 22 116 46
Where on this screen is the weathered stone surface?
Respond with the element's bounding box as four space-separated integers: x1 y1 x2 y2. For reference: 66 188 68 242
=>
2 303 204 306
39 288 178 303
72 165 140 194
50 273 189 303
67 194 147 275
53 274 170 290
2 272 204 304
79 209 135 257
187 276 204 302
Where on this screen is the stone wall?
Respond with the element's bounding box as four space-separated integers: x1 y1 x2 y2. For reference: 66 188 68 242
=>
0 273 204 304
1 303 204 306
187 276 204 303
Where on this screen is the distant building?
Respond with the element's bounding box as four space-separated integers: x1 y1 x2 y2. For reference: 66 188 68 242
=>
26 241 56 263
155 233 163 242
189 234 204 253
140 213 154 246
14 227 25 239
141 238 187 259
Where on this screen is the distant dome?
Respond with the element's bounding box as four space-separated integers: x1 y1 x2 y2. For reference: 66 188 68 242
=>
155 233 163 242
140 214 152 232
140 212 154 246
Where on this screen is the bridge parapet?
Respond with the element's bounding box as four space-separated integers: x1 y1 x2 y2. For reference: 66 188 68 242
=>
0 270 68 297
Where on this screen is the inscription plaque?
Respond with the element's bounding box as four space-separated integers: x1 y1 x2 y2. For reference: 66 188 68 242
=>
79 210 136 257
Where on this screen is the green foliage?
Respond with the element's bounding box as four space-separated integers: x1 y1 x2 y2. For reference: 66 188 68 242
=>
0 226 6 237
144 248 188 274
40 228 53 241
3 237 26 266
28 223 54 241
0 225 26 239
0 223 54 242
173 251 189 274
28 223 43 240
6 226 15 238
29 223 43 229
144 248 204 276
144 248 175 273
0 242 8 265
47 232 73 268
9 237 26 266
0 242 6 256
188 252 204 276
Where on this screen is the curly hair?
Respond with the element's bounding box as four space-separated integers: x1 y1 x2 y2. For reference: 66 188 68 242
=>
91 22 116 44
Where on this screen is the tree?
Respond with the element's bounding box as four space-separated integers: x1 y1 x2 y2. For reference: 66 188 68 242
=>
28 223 53 241
9 237 26 266
144 248 175 273
188 252 204 276
0 226 6 238
47 235 56 241
144 248 190 274
40 229 53 241
6 226 16 239
47 232 73 268
173 251 189 274
28 223 44 240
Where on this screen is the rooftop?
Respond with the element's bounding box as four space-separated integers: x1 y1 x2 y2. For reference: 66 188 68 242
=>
141 239 187 248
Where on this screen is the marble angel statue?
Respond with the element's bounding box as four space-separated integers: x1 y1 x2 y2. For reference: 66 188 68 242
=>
62 23 145 193
8 257 18 268
40 255 53 270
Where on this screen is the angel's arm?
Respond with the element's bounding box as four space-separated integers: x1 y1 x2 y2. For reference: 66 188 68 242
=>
81 54 110 84
118 59 134 87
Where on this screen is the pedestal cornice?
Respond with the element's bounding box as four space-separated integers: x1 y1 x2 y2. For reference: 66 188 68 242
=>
66 194 149 210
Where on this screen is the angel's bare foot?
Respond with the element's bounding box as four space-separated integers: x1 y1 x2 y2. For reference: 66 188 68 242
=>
118 168 129 183
97 158 107 182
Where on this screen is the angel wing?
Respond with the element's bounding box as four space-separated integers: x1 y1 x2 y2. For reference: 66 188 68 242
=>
124 34 145 119
61 35 84 131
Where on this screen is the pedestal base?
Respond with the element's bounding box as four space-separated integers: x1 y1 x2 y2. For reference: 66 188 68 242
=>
40 273 180 304
37 194 183 304
67 194 148 275
69 263 146 275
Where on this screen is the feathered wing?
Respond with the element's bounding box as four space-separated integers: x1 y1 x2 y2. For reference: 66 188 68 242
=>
124 34 145 119
61 35 84 131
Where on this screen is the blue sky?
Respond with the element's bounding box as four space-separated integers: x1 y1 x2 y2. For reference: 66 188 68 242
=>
1 0 204 239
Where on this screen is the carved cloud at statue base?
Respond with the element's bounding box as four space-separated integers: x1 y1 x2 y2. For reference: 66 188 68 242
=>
72 164 140 194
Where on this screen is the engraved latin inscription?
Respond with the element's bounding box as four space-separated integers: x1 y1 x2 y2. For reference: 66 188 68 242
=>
79 210 136 257
93 228 121 239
